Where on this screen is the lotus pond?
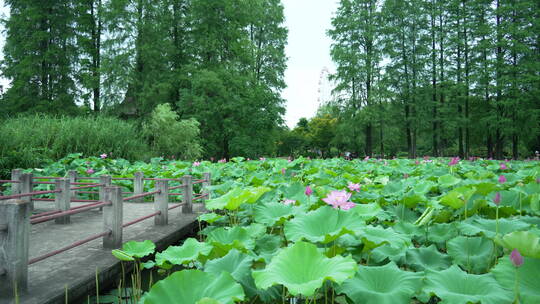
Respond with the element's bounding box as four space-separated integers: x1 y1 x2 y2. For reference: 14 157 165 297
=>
30 155 540 303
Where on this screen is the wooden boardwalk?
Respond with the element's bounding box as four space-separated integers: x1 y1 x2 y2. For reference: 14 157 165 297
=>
0 201 200 304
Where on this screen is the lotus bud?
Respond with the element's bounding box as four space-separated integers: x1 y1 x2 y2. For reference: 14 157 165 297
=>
510 249 523 268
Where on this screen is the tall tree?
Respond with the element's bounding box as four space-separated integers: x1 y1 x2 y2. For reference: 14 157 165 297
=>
1 0 78 114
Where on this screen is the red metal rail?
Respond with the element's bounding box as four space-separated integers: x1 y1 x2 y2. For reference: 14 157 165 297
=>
30 201 106 220
28 230 111 265
0 180 21 183
34 181 56 185
70 184 103 190
31 202 110 225
0 189 62 200
122 211 161 228
168 193 183 196
123 190 161 201
168 203 184 210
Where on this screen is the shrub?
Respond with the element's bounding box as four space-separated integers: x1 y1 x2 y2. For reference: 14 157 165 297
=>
143 103 203 160
0 115 150 177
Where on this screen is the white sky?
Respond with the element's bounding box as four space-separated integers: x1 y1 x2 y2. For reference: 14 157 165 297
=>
0 1 338 128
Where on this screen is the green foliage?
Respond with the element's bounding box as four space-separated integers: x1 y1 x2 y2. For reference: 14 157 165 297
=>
0 115 149 177
143 103 203 160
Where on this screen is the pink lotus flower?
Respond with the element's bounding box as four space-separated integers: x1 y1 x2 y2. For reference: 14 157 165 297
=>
347 182 360 192
364 156 370 161
500 163 508 170
283 199 295 206
305 186 313 196
193 161 201 167
323 190 356 210
448 157 460 166
281 168 286 175
86 168 94 174
259 157 266 161
218 159 227 163
494 192 501 206
100 153 107 159
510 249 523 267
499 175 507 184
415 160 420 165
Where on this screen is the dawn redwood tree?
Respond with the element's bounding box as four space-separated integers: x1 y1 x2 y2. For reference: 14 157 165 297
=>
1 0 79 114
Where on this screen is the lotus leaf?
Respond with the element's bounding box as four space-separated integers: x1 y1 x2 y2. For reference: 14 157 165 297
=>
206 187 270 211
491 255 540 304
359 225 410 251
337 262 423 304
495 231 540 258
405 245 452 271
447 236 493 273
142 270 245 304
155 238 212 266
122 240 155 258
207 226 255 255
423 265 513 304
284 206 364 244
252 241 357 297
253 202 295 226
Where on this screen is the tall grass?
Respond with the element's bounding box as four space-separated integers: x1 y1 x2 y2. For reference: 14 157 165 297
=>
0 115 151 177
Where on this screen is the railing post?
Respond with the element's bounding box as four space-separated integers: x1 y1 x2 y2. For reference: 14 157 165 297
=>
154 180 168 225
54 178 70 224
0 199 30 296
182 175 193 214
10 169 22 195
103 186 123 249
21 173 33 211
134 172 144 203
67 170 78 200
200 172 211 213
99 175 112 212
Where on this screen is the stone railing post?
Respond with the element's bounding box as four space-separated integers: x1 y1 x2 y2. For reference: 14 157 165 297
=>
182 175 193 214
54 178 70 224
67 170 78 200
0 199 30 295
103 187 123 249
200 172 211 212
134 172 144 203
21 173 33 211
99 175 112 212
10 169 22 195
154 180 169 226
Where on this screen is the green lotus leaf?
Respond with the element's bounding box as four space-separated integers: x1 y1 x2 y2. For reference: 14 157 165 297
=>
413 180 435 194
284 206 364 244
122 240 155 258
254 234 283 263
350 203 383 221
205 250 281 303
438 174 462 188
447 236 494 273
359 226 410 252
111 249 135 262
337 262 422 304
196 299 220 304
495 231 540 258
405 245 452 271
370 244 407 264
156 238 213 266
206 187 270 211
427 223 459 247
207 226 255 255
142 270 244 304
252 241 357 297
458 216 530 238
424 265 513 304
198 213 223 224
253 202 295 226
439 186 476 209
491 255 540 304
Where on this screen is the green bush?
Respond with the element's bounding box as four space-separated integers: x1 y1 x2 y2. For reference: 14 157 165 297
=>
143 103 203 160
0 115 150 177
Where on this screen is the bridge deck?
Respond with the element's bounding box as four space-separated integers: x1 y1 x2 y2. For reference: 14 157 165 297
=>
1 201 198 304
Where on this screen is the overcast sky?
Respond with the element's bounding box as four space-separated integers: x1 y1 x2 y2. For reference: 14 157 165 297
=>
0 0 338 128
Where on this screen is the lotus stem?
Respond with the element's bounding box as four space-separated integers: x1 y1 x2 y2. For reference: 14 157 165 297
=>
514 267 520 303
95 267 99 304
519 192 522 217
495 207 499 237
